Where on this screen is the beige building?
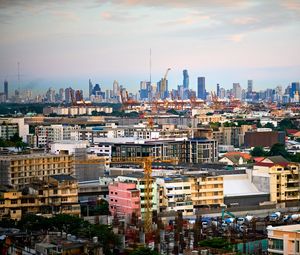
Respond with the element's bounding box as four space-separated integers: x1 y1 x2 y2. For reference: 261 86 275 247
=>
0 154 74 189
252 158 300 203
0 175 80 220
268 224 300 255
191 174 224 208
213 125 252 147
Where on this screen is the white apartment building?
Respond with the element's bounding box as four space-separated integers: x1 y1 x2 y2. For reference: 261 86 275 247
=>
156 176 193 215
0 118 29 142
35 125 80 147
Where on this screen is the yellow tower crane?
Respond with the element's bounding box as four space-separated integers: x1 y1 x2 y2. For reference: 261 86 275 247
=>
111 156 177 235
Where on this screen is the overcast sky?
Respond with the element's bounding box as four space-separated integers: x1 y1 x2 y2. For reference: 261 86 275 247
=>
1 0 300 96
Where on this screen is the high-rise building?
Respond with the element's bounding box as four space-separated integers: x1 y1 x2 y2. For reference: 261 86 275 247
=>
158 78 168 99
291 82 300 98
216 83 220 97
247 80 253 93
65 87 74 104
113 80 119 98
89 79 93 99
183 69 189 90
46 88 56 103
4 80 8 100
197 77 206 100
59 88 65 101
140 81 148 100
233 83 242 99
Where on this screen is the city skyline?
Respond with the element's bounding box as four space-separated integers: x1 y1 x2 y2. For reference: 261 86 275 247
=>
1 1 300 94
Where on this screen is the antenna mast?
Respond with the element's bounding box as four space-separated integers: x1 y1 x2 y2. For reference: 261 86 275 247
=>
149 48 152 84
17 62 20 92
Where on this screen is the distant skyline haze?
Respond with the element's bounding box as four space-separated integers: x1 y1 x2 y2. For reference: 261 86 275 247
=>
0 0 300 95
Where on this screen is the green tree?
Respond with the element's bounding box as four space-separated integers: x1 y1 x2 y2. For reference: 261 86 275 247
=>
250 146 267 157
264 122 275 129
278 118 298 131
223 122 236 127
210 122 221 131
198 237 232 251
130 247 160 255
290 153 300 163
268 143 289 158
91 224 120 255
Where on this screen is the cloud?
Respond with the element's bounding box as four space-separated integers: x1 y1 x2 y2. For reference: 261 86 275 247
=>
100 10 143 22
229 34 245 42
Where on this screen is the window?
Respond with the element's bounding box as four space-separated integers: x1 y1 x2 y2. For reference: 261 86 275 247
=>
184 186 190 190
269 239 283 250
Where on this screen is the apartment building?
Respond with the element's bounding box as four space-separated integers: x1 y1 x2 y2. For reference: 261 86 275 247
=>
183 138 218 163
0 117 29 142
156 176 193 215
0 175 80 220
213 125 252 147
111 138 218 163
108 182 141 218
34 125 80 147
116 174 159 216
268 225 300 255
190 174 224 208
252 157 300 203
0 154 74 189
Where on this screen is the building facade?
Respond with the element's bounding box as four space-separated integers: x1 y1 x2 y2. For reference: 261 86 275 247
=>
108 182 141 218
0 154 74 189
0 175 80 220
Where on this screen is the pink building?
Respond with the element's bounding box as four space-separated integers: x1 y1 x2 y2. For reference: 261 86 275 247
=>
109 182 141 217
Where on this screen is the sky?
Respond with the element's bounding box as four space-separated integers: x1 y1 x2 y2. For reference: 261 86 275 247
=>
1 0 300 96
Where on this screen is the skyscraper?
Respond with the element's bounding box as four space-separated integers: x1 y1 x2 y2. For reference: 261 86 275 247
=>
291 82 300 98
247 80 253 93
216 83 220 97
233 83 242 99
113 80 119 98
4 80 8 100
197 77 206 100
89 79 93 99
183 70 189 99
183 70 189 90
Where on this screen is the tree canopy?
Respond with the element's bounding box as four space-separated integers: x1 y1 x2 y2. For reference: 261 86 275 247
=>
250 146 267 157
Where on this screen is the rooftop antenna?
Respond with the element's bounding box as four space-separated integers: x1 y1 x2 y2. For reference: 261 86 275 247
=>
149 48 152 84
17 62 20 92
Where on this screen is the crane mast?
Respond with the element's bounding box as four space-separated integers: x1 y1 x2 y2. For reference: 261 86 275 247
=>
110 156 177 236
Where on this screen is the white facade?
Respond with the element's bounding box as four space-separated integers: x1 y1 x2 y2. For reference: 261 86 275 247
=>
50 141 89 155
156 177 193 215
0 117 29 142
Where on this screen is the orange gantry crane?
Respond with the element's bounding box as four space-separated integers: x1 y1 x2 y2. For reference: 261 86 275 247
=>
111 156 177 236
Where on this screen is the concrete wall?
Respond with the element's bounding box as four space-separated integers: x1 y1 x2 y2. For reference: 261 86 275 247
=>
224 193 270 207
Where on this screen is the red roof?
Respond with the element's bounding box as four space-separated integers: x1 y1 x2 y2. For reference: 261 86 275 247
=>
255 162 289 168
224 152 252 160
253 157 265 162
286 129 299 135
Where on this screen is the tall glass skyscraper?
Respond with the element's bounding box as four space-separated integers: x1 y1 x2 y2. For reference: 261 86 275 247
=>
197 77 206 99
183 70 189 89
